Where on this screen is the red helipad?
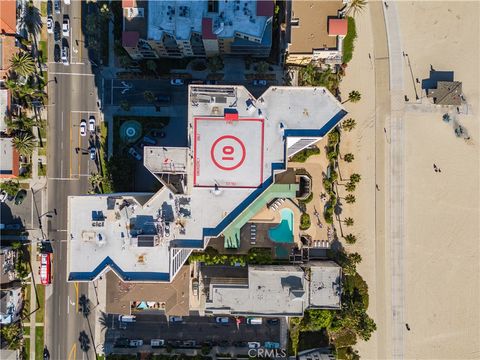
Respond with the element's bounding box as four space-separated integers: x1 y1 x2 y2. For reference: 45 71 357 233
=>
193 117 264 188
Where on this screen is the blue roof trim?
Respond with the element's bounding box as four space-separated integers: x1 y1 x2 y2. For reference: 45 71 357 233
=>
68 256 170 282
171 240 204 248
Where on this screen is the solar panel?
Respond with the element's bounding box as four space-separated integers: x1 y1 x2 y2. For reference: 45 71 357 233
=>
137 235 155 247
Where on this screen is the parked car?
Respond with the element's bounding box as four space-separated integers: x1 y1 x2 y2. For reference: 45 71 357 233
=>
246 317 263 325
129 340 143 348
192 279 199 297
142 135 156 145
54 44 61 62
0 191 7 203
63 0 70 4
128 147 142 161
248 342 261 349
264 342 280 349
253 79 267 86
54 21 61 41
169 316 183 323
216 317 229 324
89 146 96 160
40 253 51 285
61 44 69 66
170 78 184 86
88 115 95 132
54 0 60 14
62 15 70 36
5 224 22 230
14 190 27 205
47 0 53 16
47 16 53 34
79 120 87 136
267 318 279 325
150 339 165 348
118 315 136 323
205 80 217 85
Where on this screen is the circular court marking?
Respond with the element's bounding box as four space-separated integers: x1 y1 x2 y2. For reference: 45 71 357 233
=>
210 135 246 171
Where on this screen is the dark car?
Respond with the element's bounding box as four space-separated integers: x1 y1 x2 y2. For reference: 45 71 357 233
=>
267 318 279 325
151 130 166 138
14 190 27 205
54 44 60 62
47 0 52 16
156 94 171 103
54 21 61 41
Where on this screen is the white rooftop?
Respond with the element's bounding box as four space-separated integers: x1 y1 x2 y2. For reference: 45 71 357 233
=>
68 86 346 282
147 0 270 40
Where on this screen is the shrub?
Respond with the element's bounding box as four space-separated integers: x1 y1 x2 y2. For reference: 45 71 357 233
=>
323 178 332 191
299 192 313 204
342 17 357 63
290 146 320 162
344 234 357 244
0 180 20 196
300 213 311 230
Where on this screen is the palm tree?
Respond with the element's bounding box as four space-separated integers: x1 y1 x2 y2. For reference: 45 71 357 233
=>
348 252 362 264
12 133 36 156
5 115 35 135
342 118 357 132
10 51 36 77
344 153 355 162
143 91 155 103
345 194 356 204
18 1 42 40
344 234 357 244
346 0 367 17
345 181 356 192
350 173 361 183
342 90 362 104
344 218 354 226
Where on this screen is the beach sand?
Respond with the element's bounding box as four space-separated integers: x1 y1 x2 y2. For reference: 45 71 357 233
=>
339 1 479 359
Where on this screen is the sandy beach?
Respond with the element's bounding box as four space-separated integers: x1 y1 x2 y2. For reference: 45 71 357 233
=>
338 1 479 359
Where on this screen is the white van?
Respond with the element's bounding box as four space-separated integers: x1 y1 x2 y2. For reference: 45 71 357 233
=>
151 339 165 347
118 315 136 323
246 317 262 325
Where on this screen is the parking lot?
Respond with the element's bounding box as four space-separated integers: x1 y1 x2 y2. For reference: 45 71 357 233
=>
0 189 41 231
104 314 281 352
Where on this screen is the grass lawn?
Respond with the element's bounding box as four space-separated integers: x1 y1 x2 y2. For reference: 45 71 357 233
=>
112 116 169 153
38 163 47 177
23 326 30 336
38 126 47 140
38 147 47 156
35 285 45 323
342 17 357 64
34 326 44 360
40 1 47 16
23 337 30 359
39 41 48 64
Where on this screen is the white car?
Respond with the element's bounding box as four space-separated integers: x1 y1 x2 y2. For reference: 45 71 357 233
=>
88 115 96 132
215 317 229 324
46 16 53 34
61 46 69 65
63 0 70 4
62 16 70 36
170 78 184 86
248 342 261 349
80 120 87 136
169 316 183 323
253 79 267 86
0 191 8 203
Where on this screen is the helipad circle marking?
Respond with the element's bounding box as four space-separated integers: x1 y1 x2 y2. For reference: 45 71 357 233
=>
210 135 246 171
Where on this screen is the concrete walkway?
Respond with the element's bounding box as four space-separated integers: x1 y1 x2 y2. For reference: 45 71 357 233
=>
383 1 406 359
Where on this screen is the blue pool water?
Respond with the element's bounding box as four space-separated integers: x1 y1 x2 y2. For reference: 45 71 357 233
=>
269 208 294 243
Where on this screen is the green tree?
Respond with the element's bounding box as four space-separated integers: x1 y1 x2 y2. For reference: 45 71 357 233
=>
10 51 36 77
85 14 98 35
119 100 130 111
346 0 367 17
344 218 354 227
345 194 356 204
11 241 23 250
12 133 36 156
343 90 362 104
350 173 361 183
5 114 36 134
300 213 311 230
0 180 20 196
99 3 113 22
342 118 357 132
207 55 224 73
344 234 356 244
256 61 269 74
18 1 42 40
344 153 355 162
345 182 356 192
146 60 157 74
302 309 333 331
143 91 155 103
0 323 23 350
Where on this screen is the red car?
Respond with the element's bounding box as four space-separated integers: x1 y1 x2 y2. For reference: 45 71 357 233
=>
40 253 51 285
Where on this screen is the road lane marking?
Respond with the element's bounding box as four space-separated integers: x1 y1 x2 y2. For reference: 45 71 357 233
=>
61 111 64 132
49 72 94 76
49 177 79 181
67 343 76 360
67 296 70 314
77 121 81 176
60 160 64 176
70 110 100 114
69 113 72 177
61 141 64 149
74 282 79 313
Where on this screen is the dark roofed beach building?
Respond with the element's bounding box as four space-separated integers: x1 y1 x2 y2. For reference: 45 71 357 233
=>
426 81 463 106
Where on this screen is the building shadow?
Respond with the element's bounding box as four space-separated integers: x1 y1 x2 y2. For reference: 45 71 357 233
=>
422 69 454 90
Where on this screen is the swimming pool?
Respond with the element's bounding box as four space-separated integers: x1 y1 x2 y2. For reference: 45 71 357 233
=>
269 208 294 243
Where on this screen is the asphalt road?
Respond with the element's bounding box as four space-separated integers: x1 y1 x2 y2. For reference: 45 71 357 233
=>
44 1 100 359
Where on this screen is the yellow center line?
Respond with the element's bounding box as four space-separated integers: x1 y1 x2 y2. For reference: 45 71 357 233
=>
77 123 81 177
74 282 79 313
67 342 77 360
